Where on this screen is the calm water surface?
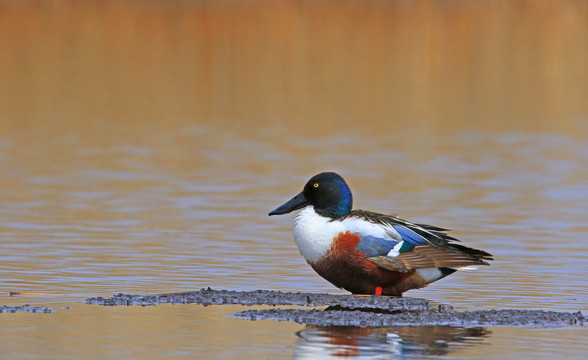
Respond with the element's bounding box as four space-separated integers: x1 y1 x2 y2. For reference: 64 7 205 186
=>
1 127 587 359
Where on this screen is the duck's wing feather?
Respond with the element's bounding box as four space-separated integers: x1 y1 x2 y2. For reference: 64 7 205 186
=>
342 210 493 273
347 210 460 246
368 244 493 272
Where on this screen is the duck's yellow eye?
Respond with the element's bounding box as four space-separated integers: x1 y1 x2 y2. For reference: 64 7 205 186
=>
313 183 319 188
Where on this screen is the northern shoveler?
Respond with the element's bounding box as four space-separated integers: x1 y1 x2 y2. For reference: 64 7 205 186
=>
269 172 493 296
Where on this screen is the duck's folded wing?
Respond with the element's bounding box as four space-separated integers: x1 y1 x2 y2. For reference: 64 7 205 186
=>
367 244 492 273
346 211 493 273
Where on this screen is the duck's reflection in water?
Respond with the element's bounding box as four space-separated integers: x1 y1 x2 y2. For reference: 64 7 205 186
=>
294 325 490 359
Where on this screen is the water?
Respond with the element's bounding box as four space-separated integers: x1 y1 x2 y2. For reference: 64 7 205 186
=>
1 1 588 359
1 127 587 359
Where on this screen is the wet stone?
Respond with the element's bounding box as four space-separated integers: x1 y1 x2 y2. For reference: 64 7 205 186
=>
0 305 54 313
85 288 430 311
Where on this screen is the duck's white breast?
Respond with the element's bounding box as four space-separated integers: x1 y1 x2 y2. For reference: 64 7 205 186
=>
293 206 344 263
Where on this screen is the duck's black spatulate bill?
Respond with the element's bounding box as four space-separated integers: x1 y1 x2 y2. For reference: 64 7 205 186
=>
269 191 308 216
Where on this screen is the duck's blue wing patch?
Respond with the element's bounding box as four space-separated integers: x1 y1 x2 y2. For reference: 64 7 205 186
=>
354 226 431 258
355 235 398 257
392 225 429 246
357 225 430 258
344 212 445 258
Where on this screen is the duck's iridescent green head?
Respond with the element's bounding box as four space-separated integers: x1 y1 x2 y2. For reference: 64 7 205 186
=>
269 172 353 219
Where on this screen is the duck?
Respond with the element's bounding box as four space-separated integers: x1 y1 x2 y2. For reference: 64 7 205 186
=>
269 172 493 296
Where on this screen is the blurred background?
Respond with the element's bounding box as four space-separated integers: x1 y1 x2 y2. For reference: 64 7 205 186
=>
1 0 587 137
1 1 587 359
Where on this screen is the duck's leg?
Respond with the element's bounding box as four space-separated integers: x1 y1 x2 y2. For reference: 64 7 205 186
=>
353 286 384 297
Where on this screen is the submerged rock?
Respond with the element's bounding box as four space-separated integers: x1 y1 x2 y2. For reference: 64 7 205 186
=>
85 288 430 311
233 308 586 328
0 305 54 313
85 288 585 328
